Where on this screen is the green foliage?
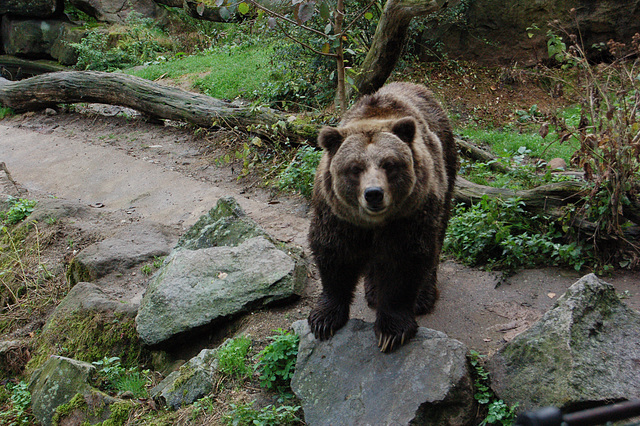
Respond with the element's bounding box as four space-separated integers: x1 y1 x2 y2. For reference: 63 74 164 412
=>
545 23 640 265
223 402 302 426
277 145 322 198
0 381 34 425
459 126 578 164
92 356 150 398
217 336 252 379
469 351 518 426
1 197 37 225
72 13 167 71
0 108 14 120
254 329 299 392
444 196 589 272
260 41 336 109
126 43 274 100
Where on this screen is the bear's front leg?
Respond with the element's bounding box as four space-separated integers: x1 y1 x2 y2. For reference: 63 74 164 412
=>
308 254 362 340
368 261 423 352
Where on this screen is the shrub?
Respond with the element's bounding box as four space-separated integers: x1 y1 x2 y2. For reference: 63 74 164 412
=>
216 336 252 380
444 196 589 271
224 402 302 426
254 329 299 392
1 197 37 225
277 145 322 198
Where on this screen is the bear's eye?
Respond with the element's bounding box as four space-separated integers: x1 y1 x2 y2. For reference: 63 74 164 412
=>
382 161 400 173
345 165 364 177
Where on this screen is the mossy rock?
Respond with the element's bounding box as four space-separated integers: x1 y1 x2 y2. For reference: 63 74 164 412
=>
176 196 271 250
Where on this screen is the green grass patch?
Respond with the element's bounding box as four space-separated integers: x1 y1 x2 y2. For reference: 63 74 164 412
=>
125 44 275 100
0 108 14 120
460 126 578 164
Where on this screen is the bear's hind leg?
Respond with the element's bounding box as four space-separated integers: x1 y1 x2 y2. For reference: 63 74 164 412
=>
415 268 439 316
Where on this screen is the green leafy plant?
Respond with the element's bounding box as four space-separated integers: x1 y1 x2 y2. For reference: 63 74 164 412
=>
444 196 590 271
0 381 34 425
254 329 299 392
469 351 518 426
72 12 167 71
277 145 322 198
545 18 640 266
217 336 252 379
92 356 150 398
224 402 302 426
1 197 37 225
0 107 14 120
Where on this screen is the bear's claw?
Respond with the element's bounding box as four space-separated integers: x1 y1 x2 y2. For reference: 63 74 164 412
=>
308 302 349 340
377 332 408 353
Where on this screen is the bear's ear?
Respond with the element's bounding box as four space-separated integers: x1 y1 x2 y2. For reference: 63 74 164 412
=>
391 117 416 144
318 127 344 153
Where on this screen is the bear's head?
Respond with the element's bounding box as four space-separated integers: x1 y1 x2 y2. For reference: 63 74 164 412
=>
317 117 424 226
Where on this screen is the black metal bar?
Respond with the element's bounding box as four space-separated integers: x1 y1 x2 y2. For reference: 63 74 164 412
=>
516 400 640 426
563 400 640 426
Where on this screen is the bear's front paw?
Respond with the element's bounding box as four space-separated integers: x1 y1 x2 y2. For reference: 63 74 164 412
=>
308 301 349 341
375 311 418 353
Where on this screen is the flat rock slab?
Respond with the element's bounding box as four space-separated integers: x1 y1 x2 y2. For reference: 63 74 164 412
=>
67 222 174 285
488 274 640 411
136 236 306 345
291 319 476 426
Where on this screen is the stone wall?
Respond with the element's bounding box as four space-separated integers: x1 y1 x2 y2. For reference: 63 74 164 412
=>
0 0 164 74
418 0 640 66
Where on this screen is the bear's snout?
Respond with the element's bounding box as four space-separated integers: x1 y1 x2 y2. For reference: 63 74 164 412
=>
364 186 385 211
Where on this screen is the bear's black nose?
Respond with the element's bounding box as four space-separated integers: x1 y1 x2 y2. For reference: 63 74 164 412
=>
364 187 385 208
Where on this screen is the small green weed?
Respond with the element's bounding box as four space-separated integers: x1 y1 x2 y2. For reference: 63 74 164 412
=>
469 351 518 426
0 107 14 120
277 145 322 198
217 336 252 380
223 402 302 426
444 196 589 271
72 13 168 71
0 381 34 425
92 356 150 398
254 329 299 392
1 197 37 225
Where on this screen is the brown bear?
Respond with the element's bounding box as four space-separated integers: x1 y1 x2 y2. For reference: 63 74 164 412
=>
308 82 458 352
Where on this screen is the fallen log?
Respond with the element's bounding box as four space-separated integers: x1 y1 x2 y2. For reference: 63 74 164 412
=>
0 56 67 80
0 70 318 143
453 176 587 209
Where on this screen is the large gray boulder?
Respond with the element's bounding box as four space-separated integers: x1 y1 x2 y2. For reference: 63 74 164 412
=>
69 0 165 23
29 356 120 426
0 0 61 18
488 274 640 411
151 348 218 409
136 197 306 346
66 222 174 286
137 236 305 345
30 356 91 425
292 319 476 426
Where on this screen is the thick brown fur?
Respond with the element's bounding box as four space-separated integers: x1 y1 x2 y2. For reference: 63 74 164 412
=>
308 82 458 352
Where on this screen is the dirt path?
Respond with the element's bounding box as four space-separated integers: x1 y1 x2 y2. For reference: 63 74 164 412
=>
1 109 639 355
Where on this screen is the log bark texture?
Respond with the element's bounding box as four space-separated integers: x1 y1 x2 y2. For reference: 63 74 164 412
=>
453 177 586 209
355 0 455 95
0 71 315 142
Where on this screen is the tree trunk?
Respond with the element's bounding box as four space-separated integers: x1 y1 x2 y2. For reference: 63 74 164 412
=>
355 0 454 95
0 71 315 142
453 177 587 210
0 55 67 80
